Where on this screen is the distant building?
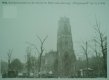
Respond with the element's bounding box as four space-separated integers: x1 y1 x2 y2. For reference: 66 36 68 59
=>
42 51 58 74
57 17 76 77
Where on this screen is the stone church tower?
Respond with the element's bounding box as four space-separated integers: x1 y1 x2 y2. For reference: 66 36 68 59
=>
57 17 76 77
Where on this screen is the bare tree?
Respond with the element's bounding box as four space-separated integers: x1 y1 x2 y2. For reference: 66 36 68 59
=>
94 18 107 77
30 56 37 76
91 40 101 76
26 47 31 77
26 36 48 77
7 49 13 71
81 41 89 77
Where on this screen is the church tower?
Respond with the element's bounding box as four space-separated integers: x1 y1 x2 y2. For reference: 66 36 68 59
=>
57 17 76 77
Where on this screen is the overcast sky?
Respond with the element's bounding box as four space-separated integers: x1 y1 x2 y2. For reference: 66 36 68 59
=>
0 0 108 62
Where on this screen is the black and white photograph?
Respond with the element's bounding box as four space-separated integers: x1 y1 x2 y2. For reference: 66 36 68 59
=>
0 0 108 79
